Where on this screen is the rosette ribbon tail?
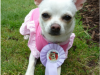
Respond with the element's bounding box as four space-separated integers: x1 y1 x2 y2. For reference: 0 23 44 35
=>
45 60 58 75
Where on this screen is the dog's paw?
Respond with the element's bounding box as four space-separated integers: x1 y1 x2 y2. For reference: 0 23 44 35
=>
24 35 30 40
25 72 34 75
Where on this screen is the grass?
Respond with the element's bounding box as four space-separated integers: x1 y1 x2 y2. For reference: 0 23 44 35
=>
1 0 99 75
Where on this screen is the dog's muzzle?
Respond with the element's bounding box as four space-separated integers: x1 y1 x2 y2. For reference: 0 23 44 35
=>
49 23 61 36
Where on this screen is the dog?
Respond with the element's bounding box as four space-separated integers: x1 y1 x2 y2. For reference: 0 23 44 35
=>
20 0 86 75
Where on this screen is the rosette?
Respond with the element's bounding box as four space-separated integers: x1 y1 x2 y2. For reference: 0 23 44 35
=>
40 44 66 75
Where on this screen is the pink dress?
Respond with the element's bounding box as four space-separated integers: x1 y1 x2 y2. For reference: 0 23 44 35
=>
20 8 75 59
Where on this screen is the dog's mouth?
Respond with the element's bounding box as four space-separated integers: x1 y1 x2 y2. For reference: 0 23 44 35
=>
49 31 60 36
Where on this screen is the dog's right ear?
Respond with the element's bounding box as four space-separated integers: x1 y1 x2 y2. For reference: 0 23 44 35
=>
34 0 43 6
73 0 86 10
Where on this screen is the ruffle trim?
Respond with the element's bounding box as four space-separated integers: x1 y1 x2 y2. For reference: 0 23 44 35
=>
65 33 75 58
27 21 40 58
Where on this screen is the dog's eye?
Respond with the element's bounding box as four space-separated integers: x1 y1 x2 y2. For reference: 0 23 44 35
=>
42 13 50 19
62 15 71 21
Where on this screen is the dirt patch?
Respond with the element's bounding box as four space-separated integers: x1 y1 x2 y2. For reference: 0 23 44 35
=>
8 36 18 41
87 59 97 67
79 0 99 43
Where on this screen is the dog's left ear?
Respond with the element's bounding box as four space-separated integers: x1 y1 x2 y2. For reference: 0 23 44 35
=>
34 0 42 6
73 0 86 10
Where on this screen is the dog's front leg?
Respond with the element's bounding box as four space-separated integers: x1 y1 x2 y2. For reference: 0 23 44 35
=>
25 53 37 75
57 66 61 75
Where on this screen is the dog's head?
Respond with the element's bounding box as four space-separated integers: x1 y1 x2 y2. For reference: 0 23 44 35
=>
38 0 86 42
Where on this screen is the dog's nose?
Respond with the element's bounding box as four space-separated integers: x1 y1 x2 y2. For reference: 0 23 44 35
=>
50 23 61 35
51 23 61 32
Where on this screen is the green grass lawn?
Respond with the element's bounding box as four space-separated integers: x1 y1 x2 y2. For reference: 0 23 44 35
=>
1 0 99 75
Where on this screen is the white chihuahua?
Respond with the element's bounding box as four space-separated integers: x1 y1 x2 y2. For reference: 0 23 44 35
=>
20 0 86 75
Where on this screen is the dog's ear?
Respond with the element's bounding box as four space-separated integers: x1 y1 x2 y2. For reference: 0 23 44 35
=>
34 0 42 6
73 0 86 10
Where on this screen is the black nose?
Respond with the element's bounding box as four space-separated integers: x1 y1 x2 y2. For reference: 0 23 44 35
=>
50 23 61 35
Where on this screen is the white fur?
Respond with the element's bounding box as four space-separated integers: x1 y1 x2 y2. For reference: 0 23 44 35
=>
24 35 30 40
39 0 77 42
25 53 37 75
25 0 86 75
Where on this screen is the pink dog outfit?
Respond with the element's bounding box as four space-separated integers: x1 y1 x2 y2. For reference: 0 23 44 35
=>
20 8 75 59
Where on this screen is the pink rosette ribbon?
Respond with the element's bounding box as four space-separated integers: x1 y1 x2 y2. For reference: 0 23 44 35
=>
40 44 66 75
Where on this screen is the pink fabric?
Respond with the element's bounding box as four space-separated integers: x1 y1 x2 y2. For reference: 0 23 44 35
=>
20 8 75 59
